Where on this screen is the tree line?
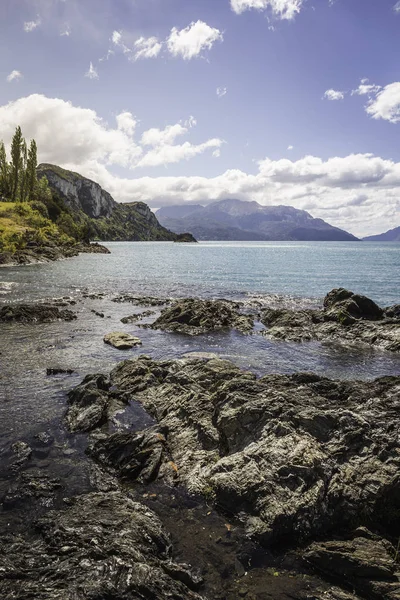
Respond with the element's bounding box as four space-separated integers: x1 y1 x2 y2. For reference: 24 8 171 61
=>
0 126 51 203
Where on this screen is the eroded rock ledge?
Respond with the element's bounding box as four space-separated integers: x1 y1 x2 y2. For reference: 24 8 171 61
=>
65 354 400 599
261 288 400 351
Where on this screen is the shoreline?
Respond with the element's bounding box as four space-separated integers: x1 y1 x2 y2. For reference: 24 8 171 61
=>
0 288 399 599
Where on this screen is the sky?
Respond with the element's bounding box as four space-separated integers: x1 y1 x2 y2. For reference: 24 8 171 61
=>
1 0 400 237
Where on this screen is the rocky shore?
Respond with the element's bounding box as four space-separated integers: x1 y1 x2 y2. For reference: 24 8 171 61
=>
1 287 400 599
0 241 110 267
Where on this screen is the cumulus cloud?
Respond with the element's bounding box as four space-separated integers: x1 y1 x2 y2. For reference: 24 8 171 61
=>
7 70 23 83
230 0 304 20
167 21 223 60
323 89 345 101
217 87 227 98
0 94 222 172
24 17 41 32
85 62 99 80
365 82 400 123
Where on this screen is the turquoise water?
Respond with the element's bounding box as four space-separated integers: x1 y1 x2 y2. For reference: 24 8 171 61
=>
1 241 399 306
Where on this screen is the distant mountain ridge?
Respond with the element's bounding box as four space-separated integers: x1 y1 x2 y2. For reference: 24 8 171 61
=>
156 199 359 242
37 164 196 242
363 226 400 242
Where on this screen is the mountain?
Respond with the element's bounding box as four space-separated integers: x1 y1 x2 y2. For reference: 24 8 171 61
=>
363 226 400 242
156 199 359 241
37 164 196 243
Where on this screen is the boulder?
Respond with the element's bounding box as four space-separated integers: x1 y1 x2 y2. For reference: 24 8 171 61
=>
151 298 254 335
103 331 142 349
66 373 111 432
323 288 384 322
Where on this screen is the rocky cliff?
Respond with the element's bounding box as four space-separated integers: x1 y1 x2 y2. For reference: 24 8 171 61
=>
37 164 196 243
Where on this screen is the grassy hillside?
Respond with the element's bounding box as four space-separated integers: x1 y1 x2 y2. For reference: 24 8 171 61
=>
0 201 73 254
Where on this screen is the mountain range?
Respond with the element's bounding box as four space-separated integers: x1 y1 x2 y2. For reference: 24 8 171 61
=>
363 226 400 242
156 200 359 242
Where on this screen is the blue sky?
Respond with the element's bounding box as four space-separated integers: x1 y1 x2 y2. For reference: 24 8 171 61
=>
1 0 400 236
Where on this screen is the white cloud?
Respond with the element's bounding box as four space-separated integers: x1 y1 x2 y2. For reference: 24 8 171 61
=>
167 21 223 60
24 17 41 32
230 0 304 20
116 111 137 136
213 149 221 158
365 82 400 123
6 70 23 83
287 145 294 150
323 89 345 101
85 62 99 80
352 82 381 96
133 36 162 60
0 94 222 173
393 1 400 13
217 87 227 98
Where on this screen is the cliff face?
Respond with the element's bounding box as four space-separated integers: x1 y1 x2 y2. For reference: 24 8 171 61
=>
36 164 196 243
37 164 116 219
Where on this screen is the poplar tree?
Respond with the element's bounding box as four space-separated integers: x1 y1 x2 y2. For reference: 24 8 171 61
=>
10 126 23 201
26 139 38 201
0 141 10 198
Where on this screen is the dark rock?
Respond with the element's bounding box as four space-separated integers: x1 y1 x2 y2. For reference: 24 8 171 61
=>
304 532 400 599
121 309 156 323
109 356 400 548
91 309 105 317
113 294 168 306
76 241 111 254
385 304 400 319
151 298 254 335
87 428 168 483
0 491 204 599
0 303 77 323
33 431 54 447
323 288 384 322
2 471 61 509
66 373 111 432
260 288 399 351
46 367 75 375
10 441 32 470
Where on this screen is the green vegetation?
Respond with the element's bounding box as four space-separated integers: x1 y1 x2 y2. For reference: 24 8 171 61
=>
0 127 76 254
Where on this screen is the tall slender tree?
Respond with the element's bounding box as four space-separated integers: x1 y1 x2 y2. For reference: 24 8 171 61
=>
19 139 28 202
10 126 23 201
0 141 10 198
26 139 38 201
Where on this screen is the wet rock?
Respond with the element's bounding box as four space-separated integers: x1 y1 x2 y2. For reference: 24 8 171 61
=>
10 441 32 470
385 304 400 319
87 428 168 483
304 531 400 599
109 356 400 548
104 331 142 349
121 309 156 323
0 303 77 323
91 309 105 317
2 471 61 509
46 367 75 375
66 373 111 432
261 288 399 351
151 298 254 335
113 294 167 306
33 431 54 447
0 491 204 599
